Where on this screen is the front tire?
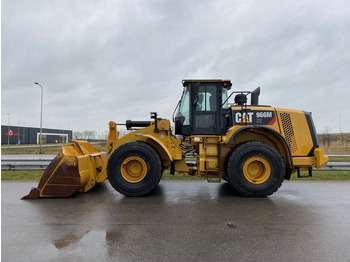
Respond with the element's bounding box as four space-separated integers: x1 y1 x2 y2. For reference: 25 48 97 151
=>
107 141 162 196
227 141 285 197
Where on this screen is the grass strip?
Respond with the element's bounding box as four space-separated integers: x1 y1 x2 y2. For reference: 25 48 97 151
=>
1 170 44 181
328 156 350 162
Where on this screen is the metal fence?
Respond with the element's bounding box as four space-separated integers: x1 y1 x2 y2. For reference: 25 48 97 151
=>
1 155 56 171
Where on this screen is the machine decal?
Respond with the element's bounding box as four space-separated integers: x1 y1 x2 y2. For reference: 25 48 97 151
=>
233 110 276 126
267 116 276 125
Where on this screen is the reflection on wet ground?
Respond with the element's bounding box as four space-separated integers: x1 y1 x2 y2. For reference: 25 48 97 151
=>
54 230 91 249
2 181 350 262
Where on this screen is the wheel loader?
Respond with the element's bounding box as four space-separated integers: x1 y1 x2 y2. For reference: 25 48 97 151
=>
23 79 329 199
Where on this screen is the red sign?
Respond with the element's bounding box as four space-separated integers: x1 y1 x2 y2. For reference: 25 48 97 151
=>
5 130 19 136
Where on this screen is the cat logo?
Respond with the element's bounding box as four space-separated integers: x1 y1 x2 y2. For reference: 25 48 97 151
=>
235 112 254 124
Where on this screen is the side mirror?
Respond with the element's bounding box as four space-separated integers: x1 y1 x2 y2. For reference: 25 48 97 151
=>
174 113 185 135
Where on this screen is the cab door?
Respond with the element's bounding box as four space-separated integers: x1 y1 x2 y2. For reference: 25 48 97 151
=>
192 84 219 135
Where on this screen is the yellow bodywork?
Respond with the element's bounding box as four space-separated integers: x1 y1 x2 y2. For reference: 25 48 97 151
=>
107 120 189 173
191 107 328 178
23 79 329 199
61 140 108 192
293 148 328 169
106 106 328 180
23 140 107 199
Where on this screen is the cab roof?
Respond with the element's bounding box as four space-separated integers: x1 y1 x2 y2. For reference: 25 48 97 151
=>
182 79 232 90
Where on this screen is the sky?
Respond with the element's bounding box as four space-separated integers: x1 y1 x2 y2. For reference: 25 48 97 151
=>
2 0 350 137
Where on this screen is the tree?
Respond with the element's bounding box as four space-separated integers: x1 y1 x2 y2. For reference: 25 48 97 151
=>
323 127 333 147
73 131 83 139
83 130 96 141
118 128 128 138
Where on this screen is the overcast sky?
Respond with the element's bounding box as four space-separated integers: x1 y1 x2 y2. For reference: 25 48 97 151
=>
2 0 350 136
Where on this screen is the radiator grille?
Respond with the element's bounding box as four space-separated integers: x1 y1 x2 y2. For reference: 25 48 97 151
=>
280 113 298 153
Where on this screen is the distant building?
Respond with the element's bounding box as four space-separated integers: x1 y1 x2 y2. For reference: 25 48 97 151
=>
1 125 72 145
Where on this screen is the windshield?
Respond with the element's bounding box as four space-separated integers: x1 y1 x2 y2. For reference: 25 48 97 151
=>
222 87 228 109
176 87 191 125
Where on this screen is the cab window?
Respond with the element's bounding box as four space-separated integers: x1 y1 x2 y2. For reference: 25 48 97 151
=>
195 85 217 112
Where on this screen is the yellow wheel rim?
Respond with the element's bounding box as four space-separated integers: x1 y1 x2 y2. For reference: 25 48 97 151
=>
243 156 271 184
121 156 147 183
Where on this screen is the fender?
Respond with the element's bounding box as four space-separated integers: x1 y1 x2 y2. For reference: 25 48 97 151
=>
141 133 174 161
224 125 294 168
108 119 183 161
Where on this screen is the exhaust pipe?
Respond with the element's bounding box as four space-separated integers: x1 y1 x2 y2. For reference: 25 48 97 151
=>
251 87 260 105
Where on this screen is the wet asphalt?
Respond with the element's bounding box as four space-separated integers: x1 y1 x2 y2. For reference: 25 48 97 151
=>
2 181 350 262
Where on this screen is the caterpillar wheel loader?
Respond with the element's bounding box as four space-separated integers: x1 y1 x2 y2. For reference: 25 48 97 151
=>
23 79 328 199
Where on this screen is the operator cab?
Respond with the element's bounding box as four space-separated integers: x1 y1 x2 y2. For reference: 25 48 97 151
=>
174 79 232 136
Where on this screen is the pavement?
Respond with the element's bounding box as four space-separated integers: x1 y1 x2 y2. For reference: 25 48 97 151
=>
2 181 350 262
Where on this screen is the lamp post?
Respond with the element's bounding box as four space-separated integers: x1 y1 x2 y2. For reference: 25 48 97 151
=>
34 82 43 154
23 122 26 145
7 113 10 147
17 121 20 145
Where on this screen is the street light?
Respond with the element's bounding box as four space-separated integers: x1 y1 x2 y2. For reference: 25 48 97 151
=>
34 82 43 154
7 113 10 147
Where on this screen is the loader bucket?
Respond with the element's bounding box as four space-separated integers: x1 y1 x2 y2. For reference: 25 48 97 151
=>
22 140 108 199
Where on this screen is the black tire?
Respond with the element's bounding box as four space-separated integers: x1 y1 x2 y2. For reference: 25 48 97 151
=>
223 149 234 182
227 141 285 197
107 141 162 196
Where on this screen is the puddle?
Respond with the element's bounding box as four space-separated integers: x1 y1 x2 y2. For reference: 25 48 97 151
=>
54 230 91 249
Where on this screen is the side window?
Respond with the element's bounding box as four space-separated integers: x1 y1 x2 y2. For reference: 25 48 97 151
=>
195 85 217 112
222 88 228 109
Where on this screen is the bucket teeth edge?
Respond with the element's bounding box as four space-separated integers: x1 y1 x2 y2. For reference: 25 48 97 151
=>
21 187 40 200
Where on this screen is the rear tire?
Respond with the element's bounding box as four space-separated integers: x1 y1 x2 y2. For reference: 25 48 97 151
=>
107 141 162 196
227 141 285 197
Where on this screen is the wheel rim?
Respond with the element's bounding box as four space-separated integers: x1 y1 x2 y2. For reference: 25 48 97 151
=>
243 156 271 184
121 156 147 183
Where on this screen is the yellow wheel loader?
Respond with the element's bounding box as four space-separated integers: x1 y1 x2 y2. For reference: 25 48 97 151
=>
23 79 328 199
